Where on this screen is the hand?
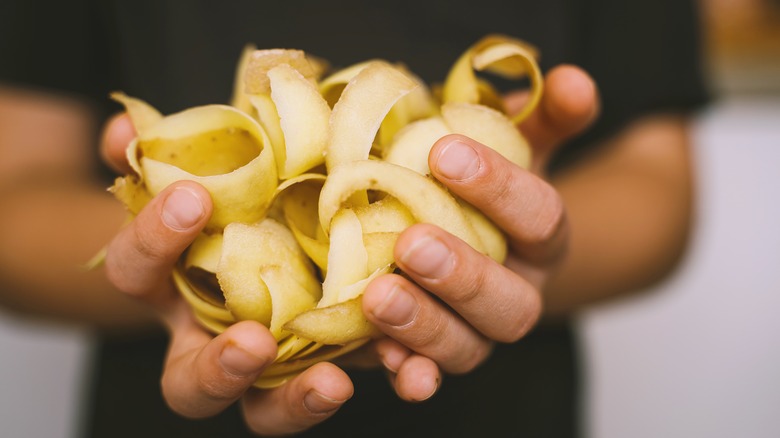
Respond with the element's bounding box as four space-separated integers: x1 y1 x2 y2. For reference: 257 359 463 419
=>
360 65 600 400
101 115 354 436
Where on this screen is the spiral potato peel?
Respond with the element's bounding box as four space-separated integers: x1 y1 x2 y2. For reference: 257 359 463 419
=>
108 35 543 387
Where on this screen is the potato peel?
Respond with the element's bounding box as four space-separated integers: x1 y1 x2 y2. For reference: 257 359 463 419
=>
442 35 543 125
319 160 485 254
107 35 542 387
326 61 418 170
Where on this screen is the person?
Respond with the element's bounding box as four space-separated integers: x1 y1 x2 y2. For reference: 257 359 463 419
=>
0 0 707 436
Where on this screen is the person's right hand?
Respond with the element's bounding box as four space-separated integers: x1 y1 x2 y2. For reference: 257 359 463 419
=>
101 114 355 436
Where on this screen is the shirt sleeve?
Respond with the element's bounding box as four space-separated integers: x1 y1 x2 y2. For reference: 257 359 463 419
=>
551 0 710 171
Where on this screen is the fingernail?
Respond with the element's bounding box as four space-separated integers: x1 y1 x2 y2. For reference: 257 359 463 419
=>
304 390 348 415
400 235 453 279
219 341 269 377
372 285 419 327
415 375 441 402
162 187 205 230
436 140 480 180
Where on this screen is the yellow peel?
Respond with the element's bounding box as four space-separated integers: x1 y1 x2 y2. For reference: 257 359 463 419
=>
363 233 400 273
110 92 162 137
318 60 373 107
244 49 318 94
248 94 285 175
261 266 319 340
353 195 415 234
377 66 438 148
184 233 223 273
276 336 316 363
337 264 393 303
442 35 543 125
217 220 320 326
230 44 258 114
173 268 234 326
283 296 380 345
472 41 543 124
132 104 278 230
260 338 370 378
382 117 451 175
458 201 507 264
441 102 531 169
442 49 480 107
326 61 418 170
319 160 484 253
108 176 151 215
278 177 329 273
320 209 367 308
268 63 331 179
254 339 369 388
107 36 543 387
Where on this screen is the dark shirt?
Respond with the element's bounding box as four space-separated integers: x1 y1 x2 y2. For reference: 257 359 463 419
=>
0 1 707 437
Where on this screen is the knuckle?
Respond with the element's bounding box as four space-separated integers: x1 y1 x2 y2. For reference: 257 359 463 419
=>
160 373 194 418
495 298 542 343
446 262 485 306
103 244 139 296
244 415 302 438
448 340 493 375
526 187 566 246
495 321 528 343
407 311 449 350
131 222 168 264
163 358 243 417
195 374 234 402
244 419 272 437
479 165 517 207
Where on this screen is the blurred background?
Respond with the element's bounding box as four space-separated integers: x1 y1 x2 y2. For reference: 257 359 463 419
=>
580 0 780 437
1 0 779 436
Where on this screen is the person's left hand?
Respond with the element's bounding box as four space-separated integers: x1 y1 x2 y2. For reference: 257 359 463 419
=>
359 64 600 401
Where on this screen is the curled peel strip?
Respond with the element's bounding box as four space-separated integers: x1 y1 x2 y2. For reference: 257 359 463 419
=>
217 220 320 332
111 98 279 230
326 61 418 171
267 64 331 179
442 34 543 125
319 160 485 254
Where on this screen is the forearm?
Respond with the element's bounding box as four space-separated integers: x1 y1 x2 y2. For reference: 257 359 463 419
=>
543 115 694 316
0 86 156 330
0 177 157 329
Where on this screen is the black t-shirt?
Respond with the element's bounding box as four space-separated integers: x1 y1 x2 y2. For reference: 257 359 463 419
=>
0 1 707 437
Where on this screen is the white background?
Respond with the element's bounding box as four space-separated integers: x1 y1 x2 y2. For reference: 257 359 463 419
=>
580 97 780 438
1 96 779 437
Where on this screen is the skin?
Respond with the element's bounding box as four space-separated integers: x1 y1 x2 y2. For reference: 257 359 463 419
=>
0 64 693 434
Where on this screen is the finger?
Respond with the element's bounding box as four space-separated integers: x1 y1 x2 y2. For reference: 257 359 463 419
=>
393 354 441 402
506 65 599 172
100 112 136 174
382 223 541 344
241 362 353 436
429 134 568 264
363 271 494 374
332 340 383 370
161 319 278 419
374 337 412 374
329 338 413 373
354 339 416 398
104 181 212 308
